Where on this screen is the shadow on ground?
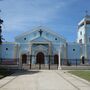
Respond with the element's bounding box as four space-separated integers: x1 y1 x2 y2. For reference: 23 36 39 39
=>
11 70 41 76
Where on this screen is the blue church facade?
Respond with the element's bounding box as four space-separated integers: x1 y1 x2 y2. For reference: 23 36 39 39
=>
0 15 90 69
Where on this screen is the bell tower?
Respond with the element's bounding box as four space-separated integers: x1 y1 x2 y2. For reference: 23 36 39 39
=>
77 13 90 44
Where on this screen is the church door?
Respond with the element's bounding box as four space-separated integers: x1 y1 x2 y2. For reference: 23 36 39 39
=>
54 55 58 64
36 52 44 64
22 54 27 64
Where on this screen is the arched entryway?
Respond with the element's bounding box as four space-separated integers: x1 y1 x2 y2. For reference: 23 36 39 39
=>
22 54 27 64
36 52 44 64
54 55 58 64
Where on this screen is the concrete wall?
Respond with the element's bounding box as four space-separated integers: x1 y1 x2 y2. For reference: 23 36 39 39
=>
1 42 17 64
1 42 16 59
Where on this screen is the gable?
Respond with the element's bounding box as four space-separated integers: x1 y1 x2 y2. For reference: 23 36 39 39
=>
15 26 66 43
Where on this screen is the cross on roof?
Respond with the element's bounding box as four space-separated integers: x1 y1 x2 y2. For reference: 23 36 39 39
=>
39 29 43 36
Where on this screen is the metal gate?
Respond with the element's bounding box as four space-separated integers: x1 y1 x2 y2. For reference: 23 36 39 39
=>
29 55 58 70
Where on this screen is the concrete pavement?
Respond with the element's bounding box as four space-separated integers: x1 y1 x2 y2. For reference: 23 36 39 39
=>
0 70 90 90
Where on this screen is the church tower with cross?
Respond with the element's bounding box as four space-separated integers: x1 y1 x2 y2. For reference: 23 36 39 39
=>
77 12 90 60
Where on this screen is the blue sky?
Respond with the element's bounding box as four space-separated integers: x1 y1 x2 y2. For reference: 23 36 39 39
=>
0 0 90 42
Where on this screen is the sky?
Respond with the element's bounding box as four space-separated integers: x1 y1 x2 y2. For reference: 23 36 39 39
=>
0 0 90 42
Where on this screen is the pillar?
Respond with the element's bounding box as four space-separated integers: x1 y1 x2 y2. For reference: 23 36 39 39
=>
18 44 23 69
27 52 30 64
29 43 32 64
18 53 22 69
58 47 61 70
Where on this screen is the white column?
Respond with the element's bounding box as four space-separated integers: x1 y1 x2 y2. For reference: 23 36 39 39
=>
58 47 61 70
29 43 32 64
27 52 29 64
19 53 22 69
18 44 23 69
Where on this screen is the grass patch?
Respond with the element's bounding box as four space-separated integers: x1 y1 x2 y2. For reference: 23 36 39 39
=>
69 70 90 82
0 68 14 79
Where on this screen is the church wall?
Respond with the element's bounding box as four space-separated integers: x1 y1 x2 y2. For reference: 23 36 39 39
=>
1 42 17 64
87 45 90 59
67 43 81 64
15 31 39 43
86 25 90 44
19 43 29 52
67 43 81 59
81 44 86 57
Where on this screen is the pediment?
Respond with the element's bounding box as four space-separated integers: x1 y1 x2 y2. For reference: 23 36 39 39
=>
15 26 66 43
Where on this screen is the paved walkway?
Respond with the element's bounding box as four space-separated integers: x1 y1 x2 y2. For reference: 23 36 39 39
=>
0 70 90 90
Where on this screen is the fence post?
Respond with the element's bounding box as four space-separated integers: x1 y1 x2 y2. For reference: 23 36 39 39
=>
39 63 41 70
39 57 41 70
30 55 32 69
61 59 62 66
57 59 58 69
76 59 77 66
49 55 50 70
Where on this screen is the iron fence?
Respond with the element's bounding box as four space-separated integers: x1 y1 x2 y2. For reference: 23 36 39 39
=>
61 59 90 66
0 58 18 65
0 58 90 70
29 55 58 70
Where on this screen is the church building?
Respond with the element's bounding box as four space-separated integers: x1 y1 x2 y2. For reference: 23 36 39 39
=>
0 15 90 69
